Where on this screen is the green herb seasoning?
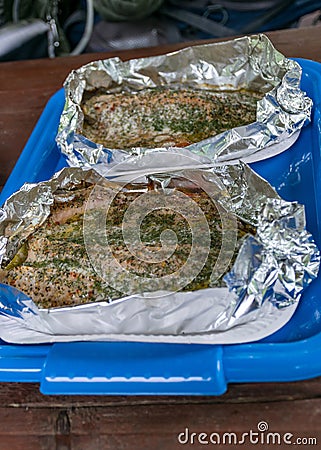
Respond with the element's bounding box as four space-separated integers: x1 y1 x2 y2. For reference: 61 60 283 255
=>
2 184 255 308
81 87 262 149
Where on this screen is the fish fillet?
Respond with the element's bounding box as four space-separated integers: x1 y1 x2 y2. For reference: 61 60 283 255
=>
1 183 255 308
81 87 261 149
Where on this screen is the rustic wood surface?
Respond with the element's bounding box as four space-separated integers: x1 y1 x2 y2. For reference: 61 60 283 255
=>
0 379 320 450
0 26 321 449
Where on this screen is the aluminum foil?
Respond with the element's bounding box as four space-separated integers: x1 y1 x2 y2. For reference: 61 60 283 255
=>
0 164 319 344
56 34 312 178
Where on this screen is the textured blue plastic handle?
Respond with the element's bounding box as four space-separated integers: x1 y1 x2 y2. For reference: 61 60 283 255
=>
41 343 226 395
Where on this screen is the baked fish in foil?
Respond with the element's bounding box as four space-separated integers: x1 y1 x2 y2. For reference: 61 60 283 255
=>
0 176 255 309
0 165 319 344
57 34 312 178
81 87 261 149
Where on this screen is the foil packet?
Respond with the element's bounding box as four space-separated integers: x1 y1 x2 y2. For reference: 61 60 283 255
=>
0 163 319 344
56 34 312 179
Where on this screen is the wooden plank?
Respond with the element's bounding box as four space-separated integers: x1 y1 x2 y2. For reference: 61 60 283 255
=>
45 399 321 434
0 378 321 408
0 399 319 449
0 437 56 450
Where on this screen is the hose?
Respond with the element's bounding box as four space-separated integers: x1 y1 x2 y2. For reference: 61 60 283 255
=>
70 0 94 55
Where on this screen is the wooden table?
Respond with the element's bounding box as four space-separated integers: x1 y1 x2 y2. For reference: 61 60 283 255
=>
0 26 321 450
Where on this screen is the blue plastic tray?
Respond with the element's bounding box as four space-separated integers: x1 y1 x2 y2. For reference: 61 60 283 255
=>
1 58 321 396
